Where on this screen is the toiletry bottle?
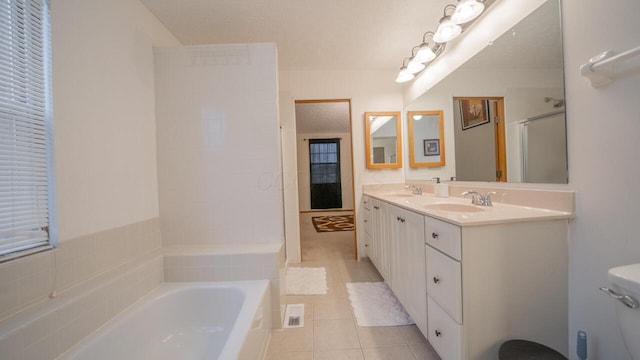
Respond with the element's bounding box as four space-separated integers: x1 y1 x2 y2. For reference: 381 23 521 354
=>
433 177 449 198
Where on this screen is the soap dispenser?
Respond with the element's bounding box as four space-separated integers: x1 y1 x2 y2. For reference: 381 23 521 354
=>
433 177 449 198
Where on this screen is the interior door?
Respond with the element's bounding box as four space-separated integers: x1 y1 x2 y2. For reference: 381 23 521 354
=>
309 138 342 209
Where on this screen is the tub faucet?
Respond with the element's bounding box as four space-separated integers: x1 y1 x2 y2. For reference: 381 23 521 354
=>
404 184 423 195
461 190 496 206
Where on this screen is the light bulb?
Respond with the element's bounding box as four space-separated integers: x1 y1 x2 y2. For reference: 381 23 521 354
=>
414 43 436 63
433 16 462 43
407 58 426 74
451 0 484 24
395 68 415 83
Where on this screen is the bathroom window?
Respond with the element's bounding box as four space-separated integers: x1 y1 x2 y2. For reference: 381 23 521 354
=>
0 0 57 261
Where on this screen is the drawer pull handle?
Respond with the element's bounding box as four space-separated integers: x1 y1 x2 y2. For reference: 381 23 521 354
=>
374 206 380 210
364 220 368 223
432 232 439 239
433 276 441 284
435 329 442 337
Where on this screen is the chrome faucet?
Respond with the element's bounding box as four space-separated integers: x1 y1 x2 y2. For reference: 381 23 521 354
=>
461 190 496 206
404 184 423 195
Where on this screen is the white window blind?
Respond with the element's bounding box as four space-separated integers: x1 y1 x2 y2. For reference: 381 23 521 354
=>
0 0 57 259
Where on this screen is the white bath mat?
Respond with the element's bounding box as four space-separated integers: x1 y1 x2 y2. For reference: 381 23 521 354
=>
286 267 327 295
346 282 414 327
283 304 305 328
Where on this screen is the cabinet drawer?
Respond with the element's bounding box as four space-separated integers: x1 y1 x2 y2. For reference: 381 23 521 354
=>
426 245 462 323
424 216 461 260
428 296 463 360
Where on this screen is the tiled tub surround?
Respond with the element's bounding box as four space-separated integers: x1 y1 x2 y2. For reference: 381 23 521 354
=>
0 217 162 322
0 254 164 360
0 239 285 360
163 243 287 330
58 281 272 360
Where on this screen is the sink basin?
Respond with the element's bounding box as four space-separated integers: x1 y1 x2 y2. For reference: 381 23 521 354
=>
385 193 416 198
424 203 484 213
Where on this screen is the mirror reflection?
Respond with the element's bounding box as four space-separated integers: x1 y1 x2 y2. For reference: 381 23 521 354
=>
405 0 566 183
408 110 445 168
365 111 402 169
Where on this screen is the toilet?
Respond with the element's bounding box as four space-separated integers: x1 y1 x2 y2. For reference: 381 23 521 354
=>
605 263 640 360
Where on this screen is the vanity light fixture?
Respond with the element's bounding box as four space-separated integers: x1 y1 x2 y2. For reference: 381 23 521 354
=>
394 0 489 83
433 5 461 43
395 58 415 83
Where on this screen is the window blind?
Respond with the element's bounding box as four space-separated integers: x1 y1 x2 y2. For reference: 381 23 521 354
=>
0 0 56 258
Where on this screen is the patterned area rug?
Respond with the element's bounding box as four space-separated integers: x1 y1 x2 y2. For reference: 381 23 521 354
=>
312 215 354 232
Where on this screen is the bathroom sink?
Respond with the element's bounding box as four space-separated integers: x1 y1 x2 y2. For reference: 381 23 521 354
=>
424 203 484 213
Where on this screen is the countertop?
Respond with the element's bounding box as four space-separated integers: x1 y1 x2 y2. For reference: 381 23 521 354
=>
363 189 573 226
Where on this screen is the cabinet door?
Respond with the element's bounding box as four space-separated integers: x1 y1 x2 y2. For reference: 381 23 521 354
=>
388 204 404 297
401 208 427 335
387 204 427 335
370 199 389 280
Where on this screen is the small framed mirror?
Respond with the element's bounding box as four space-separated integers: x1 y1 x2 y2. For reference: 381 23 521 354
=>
408 110 445 168
364 111 402 169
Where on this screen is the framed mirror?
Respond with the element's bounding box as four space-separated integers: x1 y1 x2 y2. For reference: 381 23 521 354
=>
364 111 402 169
408 110 445 168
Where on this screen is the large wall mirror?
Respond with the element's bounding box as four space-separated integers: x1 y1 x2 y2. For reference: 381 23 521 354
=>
364 111 402 169
405 0 567 184
408 110 445 168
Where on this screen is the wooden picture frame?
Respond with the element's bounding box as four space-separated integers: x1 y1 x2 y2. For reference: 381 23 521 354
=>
460 99 489 130
423 139 440 156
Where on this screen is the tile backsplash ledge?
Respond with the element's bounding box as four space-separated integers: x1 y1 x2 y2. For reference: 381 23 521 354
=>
0 217 162 321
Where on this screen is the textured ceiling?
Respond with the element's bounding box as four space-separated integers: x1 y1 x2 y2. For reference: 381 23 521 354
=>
140 0 452 71
140 1 563 133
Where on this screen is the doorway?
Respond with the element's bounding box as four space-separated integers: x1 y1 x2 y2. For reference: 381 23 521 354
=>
295 99 356 260
309 138 342 209
453 97 507 182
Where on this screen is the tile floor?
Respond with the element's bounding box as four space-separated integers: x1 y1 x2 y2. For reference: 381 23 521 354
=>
266 212 441 360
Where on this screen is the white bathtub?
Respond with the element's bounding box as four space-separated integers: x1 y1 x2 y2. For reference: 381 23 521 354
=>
58 280 271 360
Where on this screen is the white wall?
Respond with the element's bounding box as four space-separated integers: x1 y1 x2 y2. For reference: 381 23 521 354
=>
564 0 640 358
296 133 354 212
280 70 404 261
155 44 283 246
52 0 179 241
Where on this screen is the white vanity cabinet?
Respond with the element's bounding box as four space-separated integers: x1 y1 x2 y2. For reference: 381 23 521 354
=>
425 217 568 360
388 204 428 335
363 193 569 360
